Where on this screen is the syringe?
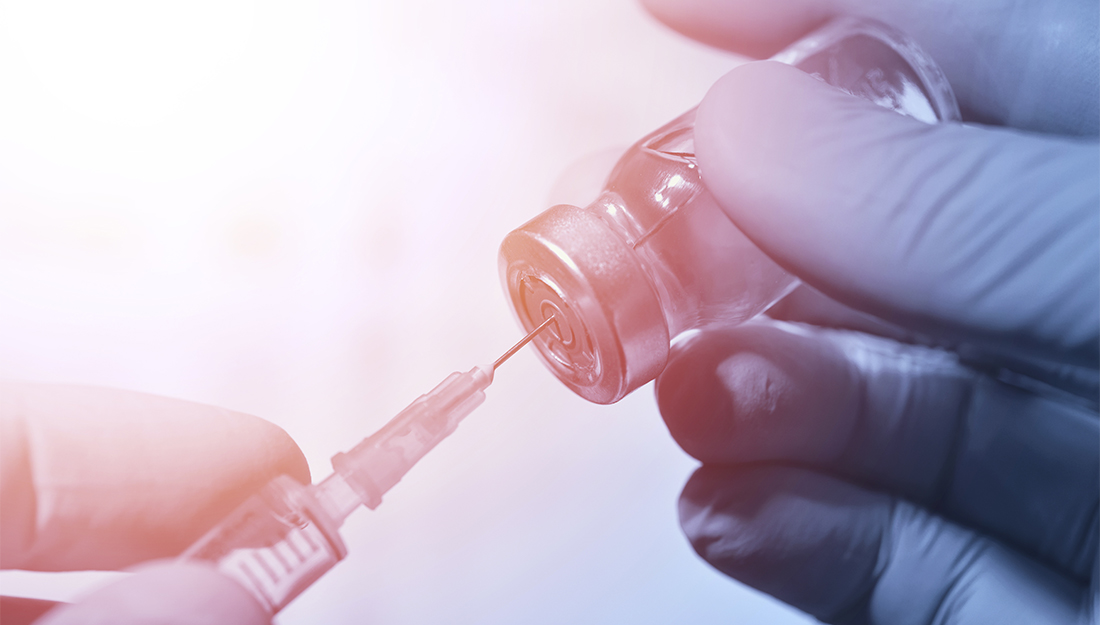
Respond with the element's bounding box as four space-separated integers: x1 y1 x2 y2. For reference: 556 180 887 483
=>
180 317 555 614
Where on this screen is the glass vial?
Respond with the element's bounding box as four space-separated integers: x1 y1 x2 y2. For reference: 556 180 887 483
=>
499 17 960 404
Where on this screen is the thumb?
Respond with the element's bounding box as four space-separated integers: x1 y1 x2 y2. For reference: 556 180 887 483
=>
694 61 1099 365
34 561 270 625
0 381 310 571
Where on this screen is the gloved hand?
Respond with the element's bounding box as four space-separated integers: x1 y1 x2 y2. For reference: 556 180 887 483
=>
0 381 309 625
641 1 1099 623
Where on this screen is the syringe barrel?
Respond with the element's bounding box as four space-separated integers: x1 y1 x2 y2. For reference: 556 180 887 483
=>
181 475 348 615
332 365 493 509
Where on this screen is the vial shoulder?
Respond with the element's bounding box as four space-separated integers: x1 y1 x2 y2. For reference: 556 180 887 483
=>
602 108 704 236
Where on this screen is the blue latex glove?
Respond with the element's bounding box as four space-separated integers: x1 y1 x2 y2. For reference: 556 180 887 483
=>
641 1 1099 623
1 382 307 625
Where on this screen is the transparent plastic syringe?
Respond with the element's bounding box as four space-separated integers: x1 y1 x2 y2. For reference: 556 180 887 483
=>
180 317 554 615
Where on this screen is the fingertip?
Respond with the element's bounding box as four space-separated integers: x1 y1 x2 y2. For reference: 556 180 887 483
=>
638 0 733 53
638 0 826 58
636 0 677 32
678 465 772 566
178 409 311 549
655 330 739 462
655 322 859 464
678 465 888 621
658 346 797 462
695 61 840 224
256 417 311 487
698 60 825 128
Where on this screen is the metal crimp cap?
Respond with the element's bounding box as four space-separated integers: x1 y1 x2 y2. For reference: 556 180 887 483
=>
499 204 669 404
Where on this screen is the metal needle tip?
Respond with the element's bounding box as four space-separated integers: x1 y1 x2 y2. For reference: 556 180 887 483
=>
493 316 555 370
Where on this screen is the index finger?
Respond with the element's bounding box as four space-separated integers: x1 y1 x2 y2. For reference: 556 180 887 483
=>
640 0 1100 136
0 381 310 571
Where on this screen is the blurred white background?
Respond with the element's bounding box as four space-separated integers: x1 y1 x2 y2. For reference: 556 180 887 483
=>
0 0 813 622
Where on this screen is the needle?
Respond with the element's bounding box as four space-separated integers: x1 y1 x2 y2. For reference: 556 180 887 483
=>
493 316 555 370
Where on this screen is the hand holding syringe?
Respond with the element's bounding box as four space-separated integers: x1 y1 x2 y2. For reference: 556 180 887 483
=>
181 317 555 614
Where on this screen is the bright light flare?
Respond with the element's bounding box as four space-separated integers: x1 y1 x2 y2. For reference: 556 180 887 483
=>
0 0 323 179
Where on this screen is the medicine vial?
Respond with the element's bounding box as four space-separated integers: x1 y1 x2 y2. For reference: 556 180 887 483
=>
499 17 961 403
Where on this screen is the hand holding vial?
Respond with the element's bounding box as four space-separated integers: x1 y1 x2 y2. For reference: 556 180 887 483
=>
641 1 1099 624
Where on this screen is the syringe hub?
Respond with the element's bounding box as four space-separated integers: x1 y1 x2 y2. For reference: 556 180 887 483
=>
331 364 494 509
